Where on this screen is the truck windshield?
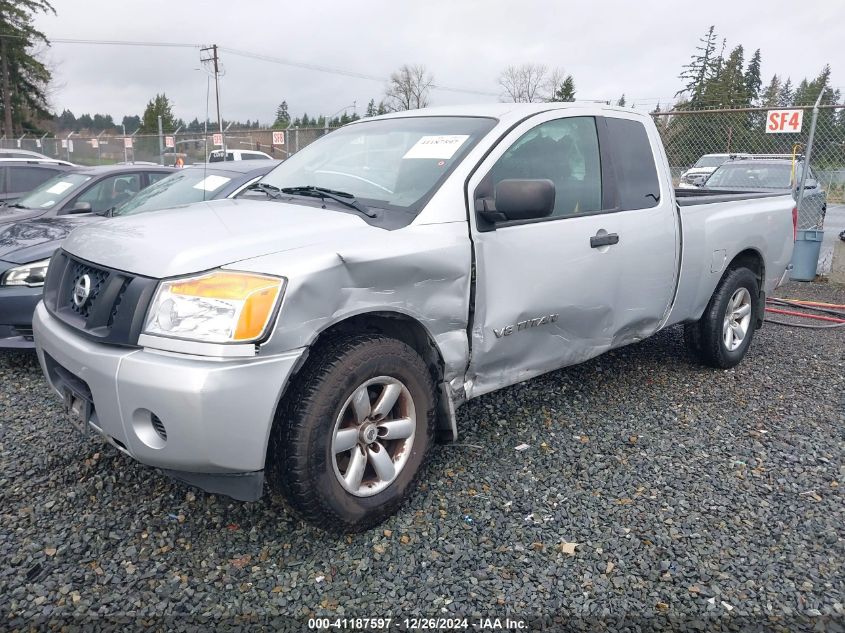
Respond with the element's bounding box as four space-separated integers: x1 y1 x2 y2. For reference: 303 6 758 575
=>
259 116 496 212
14 173 91 209
113 169 234 216
706 163 795 188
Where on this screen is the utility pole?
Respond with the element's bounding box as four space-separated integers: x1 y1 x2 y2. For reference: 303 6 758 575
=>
122 124 128 163
200 44 225 154
157 115 164 165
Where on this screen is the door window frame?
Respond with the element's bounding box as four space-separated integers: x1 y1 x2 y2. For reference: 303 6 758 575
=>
470 112 665 232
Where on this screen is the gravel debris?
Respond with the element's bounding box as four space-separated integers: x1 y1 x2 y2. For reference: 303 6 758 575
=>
0 281 843 630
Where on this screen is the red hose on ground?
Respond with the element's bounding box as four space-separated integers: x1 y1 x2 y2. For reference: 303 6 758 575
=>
764 307 845 323
774 299 845 309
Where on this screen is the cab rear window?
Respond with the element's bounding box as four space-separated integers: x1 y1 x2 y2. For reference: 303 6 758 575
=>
606 118 660 211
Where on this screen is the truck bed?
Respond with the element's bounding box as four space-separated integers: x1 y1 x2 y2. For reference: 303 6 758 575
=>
674 188 789 207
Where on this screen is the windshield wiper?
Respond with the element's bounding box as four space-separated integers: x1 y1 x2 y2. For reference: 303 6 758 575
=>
247 181 283 199
8 203 31 210
279 186 376 218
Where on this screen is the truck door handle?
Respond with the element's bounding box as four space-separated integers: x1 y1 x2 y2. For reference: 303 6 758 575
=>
590 233 619 248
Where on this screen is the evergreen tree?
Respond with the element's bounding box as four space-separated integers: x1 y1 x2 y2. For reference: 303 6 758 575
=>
92 113 115 132
743 48 762 105
760 74 781 107
273 100 290 128
140 94 175 133
76 113 93 130
376 101 388 115
300 113 310 126
365 98 377 118
677 25 719 104
778 78 793 106
0 0 56 136
616 94 626 107
121 114 141 133
56 109 76 131
552 75 576 102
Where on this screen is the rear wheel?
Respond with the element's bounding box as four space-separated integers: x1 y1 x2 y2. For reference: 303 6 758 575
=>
688 267 759 369
268 335 435 532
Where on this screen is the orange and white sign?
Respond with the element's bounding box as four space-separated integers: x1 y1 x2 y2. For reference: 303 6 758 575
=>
124 137 133 149
91 138 99 149
165 136 175 148
766 109 803 134
212 133 223 146
272 131 285 146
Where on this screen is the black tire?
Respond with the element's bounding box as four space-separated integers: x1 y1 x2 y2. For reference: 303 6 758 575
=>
693 267 760 369
268 335 435 532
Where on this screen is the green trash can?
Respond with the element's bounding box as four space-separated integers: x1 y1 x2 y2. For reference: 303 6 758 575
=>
790 229 824 281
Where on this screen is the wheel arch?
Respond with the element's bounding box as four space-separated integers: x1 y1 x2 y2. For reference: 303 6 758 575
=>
725 248 766 328
272 310 458 454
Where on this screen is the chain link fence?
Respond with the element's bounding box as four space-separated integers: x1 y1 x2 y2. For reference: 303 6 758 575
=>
652 104 845 230
0 126 333 167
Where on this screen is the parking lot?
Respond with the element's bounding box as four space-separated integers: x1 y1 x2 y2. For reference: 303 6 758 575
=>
1 280 842 628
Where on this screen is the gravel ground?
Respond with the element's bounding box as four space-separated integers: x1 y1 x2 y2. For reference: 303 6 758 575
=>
1 281 843 631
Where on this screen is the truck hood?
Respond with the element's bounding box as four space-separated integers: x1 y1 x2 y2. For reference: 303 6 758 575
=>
0 215 102 265
61 198 380 278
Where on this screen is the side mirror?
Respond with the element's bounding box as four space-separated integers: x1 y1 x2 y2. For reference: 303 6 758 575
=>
803 178 818 190
692 175 707 187
490 179 556 222
69 201 92 214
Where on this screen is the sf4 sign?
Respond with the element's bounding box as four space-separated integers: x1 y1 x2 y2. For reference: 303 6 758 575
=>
766 109 803 134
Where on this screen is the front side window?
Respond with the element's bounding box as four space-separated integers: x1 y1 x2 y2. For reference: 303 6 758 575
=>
484 116 602 218
260 116 496 213
73 173 142 214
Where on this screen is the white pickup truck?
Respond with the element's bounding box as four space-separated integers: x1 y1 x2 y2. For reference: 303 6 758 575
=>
33 104 795 531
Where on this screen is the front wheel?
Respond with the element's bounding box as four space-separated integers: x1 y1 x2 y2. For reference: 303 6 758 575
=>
689 267 760 369
267 335 435 532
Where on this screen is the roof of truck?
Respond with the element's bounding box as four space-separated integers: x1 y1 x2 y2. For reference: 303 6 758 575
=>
367 102 642 123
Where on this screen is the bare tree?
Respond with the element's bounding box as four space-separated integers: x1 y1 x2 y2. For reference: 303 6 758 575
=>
498 64 575 103
385 64 434 111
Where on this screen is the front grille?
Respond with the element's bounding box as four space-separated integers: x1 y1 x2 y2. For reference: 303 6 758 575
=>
67 261 110 319
42 250 158 346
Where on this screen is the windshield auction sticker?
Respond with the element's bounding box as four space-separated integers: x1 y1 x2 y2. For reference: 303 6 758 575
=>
46 181 74 195
403 135 470 160
192 175 231 192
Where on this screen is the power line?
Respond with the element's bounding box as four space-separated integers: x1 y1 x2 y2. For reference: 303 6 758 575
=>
43 36 500 98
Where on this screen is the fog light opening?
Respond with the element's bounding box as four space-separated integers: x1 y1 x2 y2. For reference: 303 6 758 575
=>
132 408 167 450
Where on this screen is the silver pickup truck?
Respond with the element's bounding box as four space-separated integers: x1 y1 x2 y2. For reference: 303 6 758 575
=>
32 104 795 531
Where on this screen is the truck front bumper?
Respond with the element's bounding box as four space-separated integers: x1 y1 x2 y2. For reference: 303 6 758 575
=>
33 301 305 501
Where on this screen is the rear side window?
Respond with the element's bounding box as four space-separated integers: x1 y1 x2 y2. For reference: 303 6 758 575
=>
606 118 660 210
8 166 59 194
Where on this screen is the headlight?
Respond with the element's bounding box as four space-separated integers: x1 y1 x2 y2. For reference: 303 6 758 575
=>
143 270 285 343
0 258 51 287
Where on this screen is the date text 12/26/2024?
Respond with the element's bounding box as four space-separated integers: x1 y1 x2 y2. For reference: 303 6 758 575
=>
307 617 528 630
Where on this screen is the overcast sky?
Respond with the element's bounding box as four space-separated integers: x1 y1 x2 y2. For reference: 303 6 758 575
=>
35 0 844 125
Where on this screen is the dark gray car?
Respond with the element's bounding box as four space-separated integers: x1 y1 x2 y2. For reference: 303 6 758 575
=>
0 164 174 228
0 160 77 205
702 158 827 228
0 161 278 349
